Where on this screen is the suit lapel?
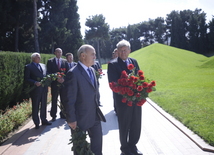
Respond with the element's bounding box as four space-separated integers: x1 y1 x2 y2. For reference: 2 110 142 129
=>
31 62 43 75
53 58 58 70
118 57 129 71
78 63 96 89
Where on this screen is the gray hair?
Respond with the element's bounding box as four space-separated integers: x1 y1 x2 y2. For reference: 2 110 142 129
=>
77 44 94 59
116 39 131 49
55 48 62 52
31 52 40 60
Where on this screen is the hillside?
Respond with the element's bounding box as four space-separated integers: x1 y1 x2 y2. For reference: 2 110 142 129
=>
129 43 214 145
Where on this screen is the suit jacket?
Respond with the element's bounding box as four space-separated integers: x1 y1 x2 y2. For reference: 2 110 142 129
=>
62 62 100 130
24 62 48 97
67 62 77 69
24 62 45 86
107 57 140 103
92 61 101 71
47 57 69 74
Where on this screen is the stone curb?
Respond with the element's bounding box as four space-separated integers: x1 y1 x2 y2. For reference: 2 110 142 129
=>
146 98 214 153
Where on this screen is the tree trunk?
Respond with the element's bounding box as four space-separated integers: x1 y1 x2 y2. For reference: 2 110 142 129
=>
33 0 40 53
15 23 19 52
96 39 101 66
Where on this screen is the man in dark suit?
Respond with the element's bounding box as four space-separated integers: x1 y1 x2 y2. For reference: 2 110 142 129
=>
65 53 77 69
107 40 143 155
92 60 101 71
24 53 52 129
47 48 69 121
63 44 103 155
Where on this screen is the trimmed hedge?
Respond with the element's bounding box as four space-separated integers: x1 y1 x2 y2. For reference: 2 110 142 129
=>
0 51 54 110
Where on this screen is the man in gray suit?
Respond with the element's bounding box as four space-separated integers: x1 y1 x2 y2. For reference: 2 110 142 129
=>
63 44 103 155
24 53 52 129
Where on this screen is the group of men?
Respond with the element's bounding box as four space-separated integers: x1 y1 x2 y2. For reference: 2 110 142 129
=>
24 49 77 129
24 39 143 155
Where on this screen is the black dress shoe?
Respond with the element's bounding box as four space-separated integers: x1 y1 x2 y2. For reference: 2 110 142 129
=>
120 152 134 155
42 121 52 125
130 149 143 155
35 125 40 129
52 118 56 122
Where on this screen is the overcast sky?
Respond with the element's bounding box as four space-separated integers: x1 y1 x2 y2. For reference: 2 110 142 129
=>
77 0 214 36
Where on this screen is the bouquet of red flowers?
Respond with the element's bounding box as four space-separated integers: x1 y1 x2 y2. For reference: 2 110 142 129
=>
109 64 156 106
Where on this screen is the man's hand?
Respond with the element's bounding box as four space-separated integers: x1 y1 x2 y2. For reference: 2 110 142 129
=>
68 121 77 130
35 82 41 87
57 78 64 83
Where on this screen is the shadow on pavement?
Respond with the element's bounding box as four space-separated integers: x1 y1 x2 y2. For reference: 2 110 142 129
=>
102 110 119 135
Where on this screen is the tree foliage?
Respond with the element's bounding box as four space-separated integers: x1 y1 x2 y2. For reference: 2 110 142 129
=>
0 0 82 60
85 14 110 64
0 3 214 60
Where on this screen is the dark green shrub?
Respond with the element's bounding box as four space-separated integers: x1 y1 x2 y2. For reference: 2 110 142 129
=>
0 51 53 110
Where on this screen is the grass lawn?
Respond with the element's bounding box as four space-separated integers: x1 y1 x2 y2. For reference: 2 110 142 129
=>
103 43 214 146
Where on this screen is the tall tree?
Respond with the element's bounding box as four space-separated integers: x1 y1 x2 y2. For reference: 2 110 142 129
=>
166 10 182 48
138 21 155 47
153 17 166 44
207 17 214 54
85 14 110 65
127 24 141 51
39 0 82 56
33 0 40 53
188 9 207 54
62 0 83 60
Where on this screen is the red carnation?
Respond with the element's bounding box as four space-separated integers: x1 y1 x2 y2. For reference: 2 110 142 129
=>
127 81 134 87
109 82 116 89
127 64 134 70
139 75 145 80
137 85 143 91
135 93 141 97
134 77 138 82
109 83 113 89
113 87 120 93
122 98 127 103
142 82 149 88
136 99 146 106
118 79 122 85
132 84 137 90
127 101 133 106
129 75 135 81
138 70 144 76
127 90 134 96
150 81 156 86
121 78 127 86
146 87 153 93
120 88 126 95
124 87 130 93
121 70 128 78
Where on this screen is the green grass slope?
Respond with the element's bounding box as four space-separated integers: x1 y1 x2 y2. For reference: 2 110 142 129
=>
130 43 214 146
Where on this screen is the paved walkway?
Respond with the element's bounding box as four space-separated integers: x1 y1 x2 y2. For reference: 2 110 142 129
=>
1 70 214 155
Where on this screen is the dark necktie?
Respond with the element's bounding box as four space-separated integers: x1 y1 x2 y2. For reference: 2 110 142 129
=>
69 63 72 69
87 68 95 86
125 59 129 66
36 63 43 73
57 59 60 70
